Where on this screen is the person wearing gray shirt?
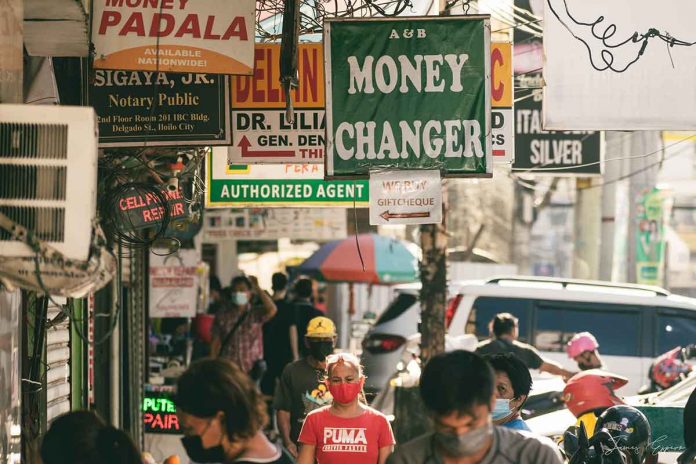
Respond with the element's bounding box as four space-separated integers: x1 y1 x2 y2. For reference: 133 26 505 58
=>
387 350 563 464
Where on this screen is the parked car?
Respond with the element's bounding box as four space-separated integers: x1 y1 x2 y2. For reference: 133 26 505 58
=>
362 276 696 396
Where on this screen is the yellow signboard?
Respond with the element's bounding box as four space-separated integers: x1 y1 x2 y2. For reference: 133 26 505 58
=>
231 43 325 109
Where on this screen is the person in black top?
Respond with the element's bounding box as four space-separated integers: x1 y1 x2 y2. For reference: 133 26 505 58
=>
261 272 296 397
475 313 575 380
176 358 294 464
290 277 323 359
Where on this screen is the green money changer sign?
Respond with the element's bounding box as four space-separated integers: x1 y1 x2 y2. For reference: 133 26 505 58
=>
324 16 492 178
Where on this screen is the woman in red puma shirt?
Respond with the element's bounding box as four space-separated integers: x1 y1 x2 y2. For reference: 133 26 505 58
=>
297 353 395 464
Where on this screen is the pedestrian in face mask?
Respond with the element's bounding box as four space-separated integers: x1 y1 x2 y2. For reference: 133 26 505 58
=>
484 353 533 431
176 358 294 464
211 275 277 378
274 316 338 458
387 350 563 464
297 353 395 464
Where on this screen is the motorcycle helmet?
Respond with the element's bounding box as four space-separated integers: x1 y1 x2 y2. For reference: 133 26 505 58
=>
651 347 692 390
566 332 600 358
563 369 627 418
595 405 652 464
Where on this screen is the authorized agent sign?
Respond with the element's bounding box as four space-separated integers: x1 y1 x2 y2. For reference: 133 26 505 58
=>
369 170 442 225
92 0 255 74
206 148 368 208
229 44 326 164
324 16 492 178
91 70 231 147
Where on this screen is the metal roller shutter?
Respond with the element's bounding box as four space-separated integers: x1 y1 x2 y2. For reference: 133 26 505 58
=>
45 299 70 424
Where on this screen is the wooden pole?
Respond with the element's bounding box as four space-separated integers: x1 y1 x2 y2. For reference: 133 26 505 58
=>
418 186 448 365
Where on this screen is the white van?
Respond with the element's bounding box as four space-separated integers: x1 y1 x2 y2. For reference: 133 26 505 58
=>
361 276 696 396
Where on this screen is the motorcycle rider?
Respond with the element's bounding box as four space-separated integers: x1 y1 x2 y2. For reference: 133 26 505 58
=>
566 332 604 371
647 345 696 392
562 369 628 452
564 405 652 464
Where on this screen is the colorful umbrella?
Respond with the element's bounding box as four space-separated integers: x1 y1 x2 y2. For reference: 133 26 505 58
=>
296 233 418 284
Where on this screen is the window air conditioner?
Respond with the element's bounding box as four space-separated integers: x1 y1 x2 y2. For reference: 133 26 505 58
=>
0 105 98 262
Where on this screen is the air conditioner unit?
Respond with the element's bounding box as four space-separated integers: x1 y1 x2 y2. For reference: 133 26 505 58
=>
0 104 98 261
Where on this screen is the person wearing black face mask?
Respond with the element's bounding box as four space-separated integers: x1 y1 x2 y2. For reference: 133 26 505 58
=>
274 316 337 459
176 358 293 464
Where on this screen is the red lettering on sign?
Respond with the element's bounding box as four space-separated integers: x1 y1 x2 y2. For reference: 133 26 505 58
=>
149 13 175 36
99 11 248 41
121 12 146 35
203 16 220 39
252 48 265 102
491 47 504 103
221 16 248 41
99 11 122 34
266 48 280 102
175 14 201 38
302 47 318 103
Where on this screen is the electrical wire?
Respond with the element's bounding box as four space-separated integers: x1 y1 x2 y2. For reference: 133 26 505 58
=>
546 0 696 73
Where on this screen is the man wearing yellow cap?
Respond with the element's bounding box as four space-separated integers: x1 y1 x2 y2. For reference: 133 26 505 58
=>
274 316 337 458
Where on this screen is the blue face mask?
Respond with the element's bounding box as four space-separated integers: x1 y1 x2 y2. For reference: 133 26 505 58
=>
231 292 249 306
492 398 512 420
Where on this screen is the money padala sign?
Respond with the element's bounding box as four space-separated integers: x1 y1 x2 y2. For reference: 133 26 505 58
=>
324 16 492 178
92 0 255 74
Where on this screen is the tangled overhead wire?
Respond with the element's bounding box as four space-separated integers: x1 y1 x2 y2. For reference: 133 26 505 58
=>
255 0 415 40
546 0 696 73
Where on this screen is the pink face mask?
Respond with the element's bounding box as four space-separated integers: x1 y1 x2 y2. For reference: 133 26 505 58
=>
328 379 364 404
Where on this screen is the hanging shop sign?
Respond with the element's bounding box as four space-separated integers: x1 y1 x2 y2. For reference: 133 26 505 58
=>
369 170 442 225
206 148 369 208
544 0 696 130
512 91 602 176
512 0 601 176
143 390 180 434
149 248 199 318
491 43 514 164
635 188 666 286
91 70 231 147
228 44 325 164
116 184 187 229
203 208 347 241
324 16 492 178
92 0 255 74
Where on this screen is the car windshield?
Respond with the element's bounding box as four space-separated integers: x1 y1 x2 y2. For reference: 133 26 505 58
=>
376 293 418 324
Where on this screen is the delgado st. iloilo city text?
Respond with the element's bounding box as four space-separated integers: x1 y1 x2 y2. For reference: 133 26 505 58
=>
335 54 485 160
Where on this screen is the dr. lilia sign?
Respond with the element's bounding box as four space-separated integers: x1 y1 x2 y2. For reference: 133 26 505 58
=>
324 16 492 178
